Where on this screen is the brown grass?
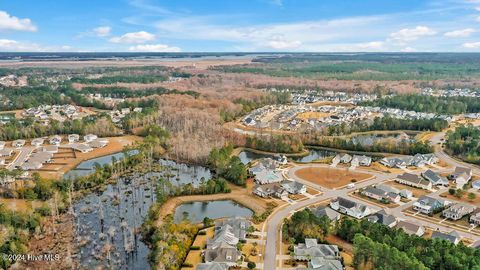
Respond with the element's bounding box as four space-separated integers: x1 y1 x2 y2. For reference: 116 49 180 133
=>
294 167 372 189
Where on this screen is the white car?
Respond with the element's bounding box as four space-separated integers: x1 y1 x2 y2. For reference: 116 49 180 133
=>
346 183 355 189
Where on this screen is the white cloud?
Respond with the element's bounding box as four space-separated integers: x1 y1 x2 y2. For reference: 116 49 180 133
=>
266 39 301 49
356 41 384 50
109 31 155 43
389 26 436 42
0 39 75 52
0 10 37 32
444 28 475 37
463 41 480 48
128 43 181 52
401 46 417 52
93 26 111 37
476 16 480 22
0 39 42 51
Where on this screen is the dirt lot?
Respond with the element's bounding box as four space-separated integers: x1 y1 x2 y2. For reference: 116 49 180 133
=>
37 135 141 179
296 111 331 120
294 167 372 189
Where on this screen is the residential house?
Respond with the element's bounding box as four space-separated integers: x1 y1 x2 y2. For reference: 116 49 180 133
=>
421 169 449 186
351 155 372 167
311 206 341 221
432 230 461 245
376 184 400 195
361 187 389 201
338 153 352 163
367 210 398 228
71 143 93 153
380 157 407 168
442 203 476 220
330 197 371 219
0 149 13 157
204 242 241 266
68 134 80 144
84 134 98 143
49 135 62 145
214 217 251 242
31 138 44 147
294 238 340 261
89 138 108 148
12 139 26 148
450 167 472 189
410 153 438 167
306 257 343 270
395 173 432 190
413 196 448 215
399 189 413 199
281 180 306 194
396 220 425 236
253 183 288 199
196 263 229 270
472 209 480 226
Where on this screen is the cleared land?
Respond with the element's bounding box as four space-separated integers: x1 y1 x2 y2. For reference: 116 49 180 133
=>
38 135 141 179
294 167 372 189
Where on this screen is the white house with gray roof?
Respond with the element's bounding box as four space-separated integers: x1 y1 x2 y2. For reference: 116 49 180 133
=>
422 169 448 186
294 238 340 261
330 197 372 219
443 203 476 220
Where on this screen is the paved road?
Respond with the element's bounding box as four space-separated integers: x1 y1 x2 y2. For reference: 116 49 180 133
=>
431 132 480 174
262 132 480 270
263 165 392 270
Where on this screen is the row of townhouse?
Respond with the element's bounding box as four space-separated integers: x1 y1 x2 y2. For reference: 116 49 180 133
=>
380 153 438 169
332 153 372 167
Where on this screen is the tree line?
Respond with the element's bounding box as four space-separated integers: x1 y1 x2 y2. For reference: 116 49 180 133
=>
361 94 480 114
445 124 480 164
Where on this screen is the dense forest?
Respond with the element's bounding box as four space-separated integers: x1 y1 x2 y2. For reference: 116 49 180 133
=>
70 74 168 84
445 124 480 164
0 86 69 110
208 145 248 186
0 116 122 140
306 136 432 155
212 60 480 80
323 116 448 136
337 218 480 270
361 94 480 114
246 135 304 153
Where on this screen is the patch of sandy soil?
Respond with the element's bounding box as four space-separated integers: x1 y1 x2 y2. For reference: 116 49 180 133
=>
294 167 372 189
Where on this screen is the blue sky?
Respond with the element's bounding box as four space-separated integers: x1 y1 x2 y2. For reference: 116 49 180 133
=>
1 0 480 52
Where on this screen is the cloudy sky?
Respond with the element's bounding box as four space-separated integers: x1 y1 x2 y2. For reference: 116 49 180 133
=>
2 0 480 52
